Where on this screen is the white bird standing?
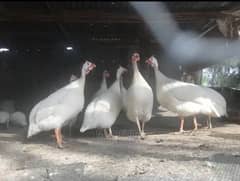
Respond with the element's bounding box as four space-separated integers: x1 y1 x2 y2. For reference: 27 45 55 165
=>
92 70 110 99
122 52 154 139
27 61 96 148
80 66 127 138
146 56 227 132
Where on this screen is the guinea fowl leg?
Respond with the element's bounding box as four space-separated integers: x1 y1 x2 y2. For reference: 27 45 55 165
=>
54 128 63 149
108 128 113 138
58 128 64 146
179 117 185 133
141 121 146 137
207 115 212 129
206 116 209 128
193 116 198 131
104 129 109 138
136 119 145 139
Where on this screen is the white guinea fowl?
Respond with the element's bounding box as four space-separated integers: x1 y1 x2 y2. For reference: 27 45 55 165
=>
92 70 110 99
10 111 27 127
146 56 227 132
122 52 154 139
0 111 10 129
27 61 96 148
80 66 127 138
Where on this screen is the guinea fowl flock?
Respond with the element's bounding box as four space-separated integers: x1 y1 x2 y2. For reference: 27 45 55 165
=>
25 53 227 148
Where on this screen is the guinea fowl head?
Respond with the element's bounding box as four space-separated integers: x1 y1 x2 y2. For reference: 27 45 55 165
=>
103 70 110 78
131 52 140 63
82 61 96 75
146 56 159 68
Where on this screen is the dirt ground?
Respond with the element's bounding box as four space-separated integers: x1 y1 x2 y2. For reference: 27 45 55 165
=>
0 118 240 181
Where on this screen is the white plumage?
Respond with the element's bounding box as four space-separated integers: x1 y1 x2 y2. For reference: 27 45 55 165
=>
70 74 78 82
92 70 110 99
0 111 10 129
146 56 227 131
122 52 153 139
119 74 127 112
80 66 127 138
27 61 96 148
67 70 110 136
67 74 79 137
10 111 27 127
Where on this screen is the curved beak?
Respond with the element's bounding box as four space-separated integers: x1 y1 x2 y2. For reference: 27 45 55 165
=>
90 63 96 70
91 63 96 68
86 63 96 74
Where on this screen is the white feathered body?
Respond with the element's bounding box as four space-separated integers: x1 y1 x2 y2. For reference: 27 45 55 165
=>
93 77 107 99
28 78 86 137
80 80 122 132
154 67 227 117
125 63 153 123
10 111 27 127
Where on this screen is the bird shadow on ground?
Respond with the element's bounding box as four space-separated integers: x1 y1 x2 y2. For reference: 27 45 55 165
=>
1 119 240 168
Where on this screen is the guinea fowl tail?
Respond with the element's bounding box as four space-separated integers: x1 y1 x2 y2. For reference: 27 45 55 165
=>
80 126 88 133
27 124 39 138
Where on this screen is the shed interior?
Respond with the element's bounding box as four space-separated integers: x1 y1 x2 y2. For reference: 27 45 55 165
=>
0 1 239 128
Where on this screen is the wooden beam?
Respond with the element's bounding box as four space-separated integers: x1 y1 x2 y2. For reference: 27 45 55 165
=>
0 9 226 24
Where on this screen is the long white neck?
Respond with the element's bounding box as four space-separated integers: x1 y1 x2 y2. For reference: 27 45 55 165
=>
100 75 107 90
132 61 141 82
132 61 139 73
111 70 123 91
79 69 86 91
154 66 169 91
